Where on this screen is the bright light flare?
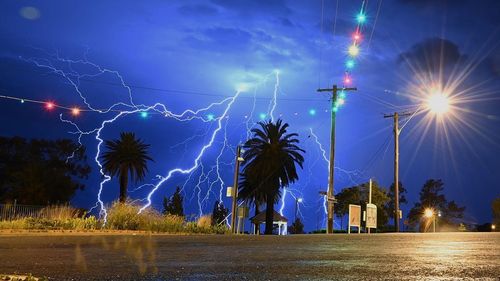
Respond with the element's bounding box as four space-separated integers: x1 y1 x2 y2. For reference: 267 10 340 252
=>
424 208 434 218
427 93 450 114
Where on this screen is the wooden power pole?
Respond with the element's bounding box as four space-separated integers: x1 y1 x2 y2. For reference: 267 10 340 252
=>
384 112 412 232
230 145 242 233
317 85 356 234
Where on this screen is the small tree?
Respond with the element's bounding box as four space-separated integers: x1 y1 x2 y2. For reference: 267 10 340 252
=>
407 179 465 231
288 218 304 234
492 197 500 226
163 187 184 216
386 181 408 222
211 201 229 226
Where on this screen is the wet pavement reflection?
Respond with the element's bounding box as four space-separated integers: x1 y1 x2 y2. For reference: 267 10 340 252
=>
0 232 498 280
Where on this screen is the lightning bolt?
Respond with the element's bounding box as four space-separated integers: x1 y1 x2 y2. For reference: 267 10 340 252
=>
138 90 242 213
22 51 243 223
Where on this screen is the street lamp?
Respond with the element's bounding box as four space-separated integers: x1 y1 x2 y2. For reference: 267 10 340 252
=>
492 224 496 231
427 93 450 115
385 89 451 233
229 146 244 234
295 197 303 221
424 208 436 233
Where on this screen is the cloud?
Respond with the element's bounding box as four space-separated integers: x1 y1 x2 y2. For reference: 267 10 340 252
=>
398 37 464 73
398 0 466 6
178 4 218 17
210 0 291 17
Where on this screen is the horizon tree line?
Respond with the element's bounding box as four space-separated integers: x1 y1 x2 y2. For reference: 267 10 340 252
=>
1 118 486 232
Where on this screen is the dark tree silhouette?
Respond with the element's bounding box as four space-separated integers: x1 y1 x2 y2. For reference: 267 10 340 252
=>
491 197 500 226
163 186 184 216
101 132 153 203
334 181 390 229
288 217 305 234
0 136 91 205
386 181 407 222
242 119 305 235
407 179 465 231
211 200 228 226
238 172 281 234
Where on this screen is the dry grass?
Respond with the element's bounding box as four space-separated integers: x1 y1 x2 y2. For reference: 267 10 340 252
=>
0 202 228 234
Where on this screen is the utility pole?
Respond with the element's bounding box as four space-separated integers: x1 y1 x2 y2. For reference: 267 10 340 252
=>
368 179 372 234
317 85 357 234
384 112 412 232
230 145 242 234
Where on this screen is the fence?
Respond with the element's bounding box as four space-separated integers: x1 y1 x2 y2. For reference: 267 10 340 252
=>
0 203 79 221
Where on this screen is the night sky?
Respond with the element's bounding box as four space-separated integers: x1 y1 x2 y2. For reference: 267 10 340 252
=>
1 0 499 231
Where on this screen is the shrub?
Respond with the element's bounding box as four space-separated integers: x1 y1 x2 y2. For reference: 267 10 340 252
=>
197 215 212 228
106 202 144 230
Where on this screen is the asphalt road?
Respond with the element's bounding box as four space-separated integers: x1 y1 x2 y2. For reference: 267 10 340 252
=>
0 232 499 280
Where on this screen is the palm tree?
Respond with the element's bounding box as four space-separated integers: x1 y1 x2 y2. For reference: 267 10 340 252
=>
239 172 282 234
242 119 305 234
101 132 153 203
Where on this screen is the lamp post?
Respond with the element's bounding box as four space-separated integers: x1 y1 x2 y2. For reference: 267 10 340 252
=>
295 197 303 221
385 91 451 232
424 208 436 233
230 146 244 234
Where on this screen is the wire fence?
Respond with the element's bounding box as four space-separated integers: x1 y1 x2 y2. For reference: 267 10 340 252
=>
0 203 79 221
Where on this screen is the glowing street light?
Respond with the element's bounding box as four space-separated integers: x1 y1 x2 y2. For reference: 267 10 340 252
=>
424 208 437 232
424 208 434 218
295 197 303 221
427 93 450 114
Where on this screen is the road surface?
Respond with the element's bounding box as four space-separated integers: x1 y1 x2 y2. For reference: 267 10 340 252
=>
0 232 499 280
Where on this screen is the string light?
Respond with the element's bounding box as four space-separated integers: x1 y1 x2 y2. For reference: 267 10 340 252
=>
45 102 55 110
346 60 355 69
140 111 148 118
206 113 215 121
343 74 352 85
352 31 362 42
309 109 317 116
348 44 360 57
356 12 366 24
71 107 81 116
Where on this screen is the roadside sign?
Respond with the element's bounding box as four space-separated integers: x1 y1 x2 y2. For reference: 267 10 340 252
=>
348 204 361 233
366 203 377 229
237 206 249 218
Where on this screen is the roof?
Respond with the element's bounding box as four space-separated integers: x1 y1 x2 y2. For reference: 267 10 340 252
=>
250 210 288 223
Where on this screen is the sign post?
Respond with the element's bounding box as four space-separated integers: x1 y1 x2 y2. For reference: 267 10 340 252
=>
348 204 361 234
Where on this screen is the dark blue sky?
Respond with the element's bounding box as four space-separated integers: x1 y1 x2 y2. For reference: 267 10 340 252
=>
1 0 499 231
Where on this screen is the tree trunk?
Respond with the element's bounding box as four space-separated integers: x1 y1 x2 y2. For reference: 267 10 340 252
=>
255 202 260 234
119 166 128 203
264 192 275 235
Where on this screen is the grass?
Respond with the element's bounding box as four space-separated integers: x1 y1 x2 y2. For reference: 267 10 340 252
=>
0 202 228 234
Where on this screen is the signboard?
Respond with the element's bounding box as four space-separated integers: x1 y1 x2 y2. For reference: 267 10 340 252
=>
366 203 377 229
348 204 361 234
237 206 249 218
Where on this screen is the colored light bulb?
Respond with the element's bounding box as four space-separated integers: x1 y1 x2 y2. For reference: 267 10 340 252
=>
348 45 360 57
346 60 355 69
357 13 366 24
71 107 80 116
